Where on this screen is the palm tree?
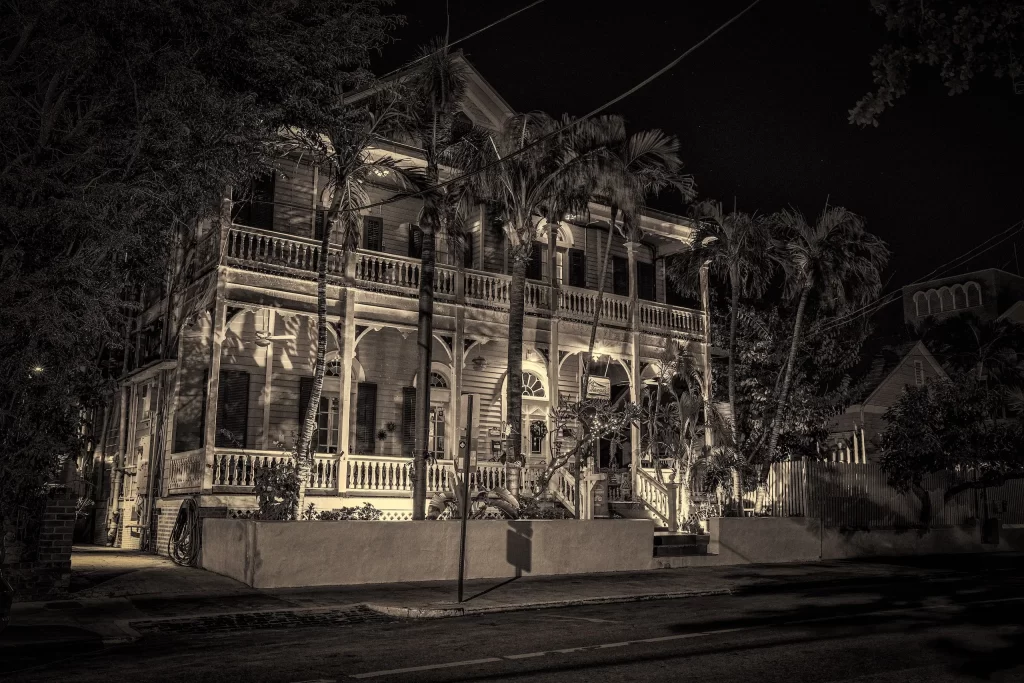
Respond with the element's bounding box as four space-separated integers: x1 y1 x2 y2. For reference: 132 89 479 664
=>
583 129 696 398
765 206 889 474
669 200 772 514
924 314 1024 389
281 84 417 516
404 41 473 519
468 112 620 490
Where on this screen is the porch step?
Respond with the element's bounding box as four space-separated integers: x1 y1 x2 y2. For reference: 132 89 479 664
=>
652 532 710 557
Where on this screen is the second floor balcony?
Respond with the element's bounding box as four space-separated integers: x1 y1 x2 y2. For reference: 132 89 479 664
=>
220 224 705 340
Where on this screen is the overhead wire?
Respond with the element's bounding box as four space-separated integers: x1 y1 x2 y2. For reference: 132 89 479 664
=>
808 219 1024 338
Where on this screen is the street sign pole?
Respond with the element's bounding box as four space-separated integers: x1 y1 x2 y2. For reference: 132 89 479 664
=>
457 394 474 603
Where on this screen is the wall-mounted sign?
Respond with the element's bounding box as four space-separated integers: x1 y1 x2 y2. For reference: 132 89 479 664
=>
586 376 611 400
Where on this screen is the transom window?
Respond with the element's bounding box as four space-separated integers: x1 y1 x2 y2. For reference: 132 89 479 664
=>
430 371 448 389
522 371 545 398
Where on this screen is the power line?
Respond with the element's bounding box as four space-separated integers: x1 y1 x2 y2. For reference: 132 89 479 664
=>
379 0 550 80
341 0 765 214
809 219 1024 338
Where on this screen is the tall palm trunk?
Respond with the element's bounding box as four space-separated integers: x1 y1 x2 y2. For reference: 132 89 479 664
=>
728 270 743 515
506 255 528 495
296 187 345 517
578 214 618 518
763 287 810 483
413 216 435 519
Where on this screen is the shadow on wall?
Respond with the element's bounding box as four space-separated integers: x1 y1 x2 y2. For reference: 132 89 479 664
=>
507 521 533 578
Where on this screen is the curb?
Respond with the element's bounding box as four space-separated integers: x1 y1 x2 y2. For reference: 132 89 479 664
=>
364 588 735 619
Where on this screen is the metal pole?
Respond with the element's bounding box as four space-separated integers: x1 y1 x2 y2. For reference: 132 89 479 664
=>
457 394 474 603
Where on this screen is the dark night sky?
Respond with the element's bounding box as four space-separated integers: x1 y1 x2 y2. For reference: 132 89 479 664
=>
383 0 1024 305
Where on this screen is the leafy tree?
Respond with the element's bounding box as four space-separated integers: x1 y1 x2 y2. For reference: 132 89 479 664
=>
0 0 400 527
922 314 1024 388
880 374 1024 512
851 1 1024 126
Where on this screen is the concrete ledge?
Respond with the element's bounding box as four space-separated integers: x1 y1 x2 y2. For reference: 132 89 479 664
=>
202 519 655 589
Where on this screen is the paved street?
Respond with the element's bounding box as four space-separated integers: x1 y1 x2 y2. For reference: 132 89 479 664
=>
6 556 1023 682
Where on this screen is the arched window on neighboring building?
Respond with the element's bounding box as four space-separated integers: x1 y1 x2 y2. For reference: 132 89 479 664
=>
952 285 967 310
927 290 941 314
966 281 982 308
914 291 928 317
939 287 954 312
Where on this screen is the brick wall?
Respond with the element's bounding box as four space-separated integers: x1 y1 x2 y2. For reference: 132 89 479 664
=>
2 492 76 601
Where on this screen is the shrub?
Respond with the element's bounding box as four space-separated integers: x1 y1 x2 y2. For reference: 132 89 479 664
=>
253 461 300 520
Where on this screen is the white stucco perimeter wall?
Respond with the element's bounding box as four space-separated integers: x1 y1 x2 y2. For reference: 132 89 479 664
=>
202 518 655 589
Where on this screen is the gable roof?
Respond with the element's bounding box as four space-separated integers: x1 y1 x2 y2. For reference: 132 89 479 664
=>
862 340 947 407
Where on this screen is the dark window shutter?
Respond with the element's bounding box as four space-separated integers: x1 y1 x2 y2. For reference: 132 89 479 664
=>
355 383 378 453
463 234 474 268
637 261 656 301
314 209 327 241
613 256 629 296
402 387 416 457
408 225 423 258
231 173 275 231
526 243 543 280
568 249 586 288
364 216 384 251
215 370 249 448
298 376 321 452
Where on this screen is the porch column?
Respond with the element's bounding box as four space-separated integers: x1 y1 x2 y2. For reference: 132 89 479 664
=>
260 309 275 450
202 293 227 492
699 263 713 449
627 242 642 495
338 289 357 464
450 267 467 463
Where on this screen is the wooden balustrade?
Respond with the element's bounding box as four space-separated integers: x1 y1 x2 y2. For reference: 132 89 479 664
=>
635 468 671 526
167 449 204 494
223 226 703 338
354 252 421 291
308 455 340 490
225 226 345 280
472 462 508 491
212 451 295 488
463 270 510 307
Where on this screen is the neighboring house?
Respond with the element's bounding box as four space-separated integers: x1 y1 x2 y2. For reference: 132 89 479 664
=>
89 56 711 550
903 268 1024 326
828 341 947 462
829 267 1024 463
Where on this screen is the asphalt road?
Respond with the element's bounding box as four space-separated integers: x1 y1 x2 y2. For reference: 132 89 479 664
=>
7 561 1024 683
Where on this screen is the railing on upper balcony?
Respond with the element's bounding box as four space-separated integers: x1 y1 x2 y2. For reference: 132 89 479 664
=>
222 224 704 338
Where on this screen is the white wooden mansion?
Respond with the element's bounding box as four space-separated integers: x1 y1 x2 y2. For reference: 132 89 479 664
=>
92 59 711 551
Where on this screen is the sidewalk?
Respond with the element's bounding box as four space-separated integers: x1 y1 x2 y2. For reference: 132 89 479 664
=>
2 546 1018 650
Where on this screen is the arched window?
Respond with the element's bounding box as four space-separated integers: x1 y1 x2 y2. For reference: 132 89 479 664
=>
927 290 941 314
326 358 342 376
939 287 953 312
522 371 545 398
914 291 928 317
429 371 448 389
966 282 982 308
952 285 967 310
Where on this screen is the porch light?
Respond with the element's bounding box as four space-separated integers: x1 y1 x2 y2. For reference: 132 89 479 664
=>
31 365 43 374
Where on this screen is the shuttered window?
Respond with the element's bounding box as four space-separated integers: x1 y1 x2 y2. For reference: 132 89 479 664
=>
231 173 275 231
402 387 416 457
215 370 249 448
526 243 544 281
314 209 327 241
355 383 378 454
363 216 384 251
637 261 656 301
463 233 474 268
299 377 339 453
612 256 629 296
568 248 586 287
408 225 423 258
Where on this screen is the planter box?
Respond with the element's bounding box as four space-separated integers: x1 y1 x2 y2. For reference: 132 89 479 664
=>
201 518 655 589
